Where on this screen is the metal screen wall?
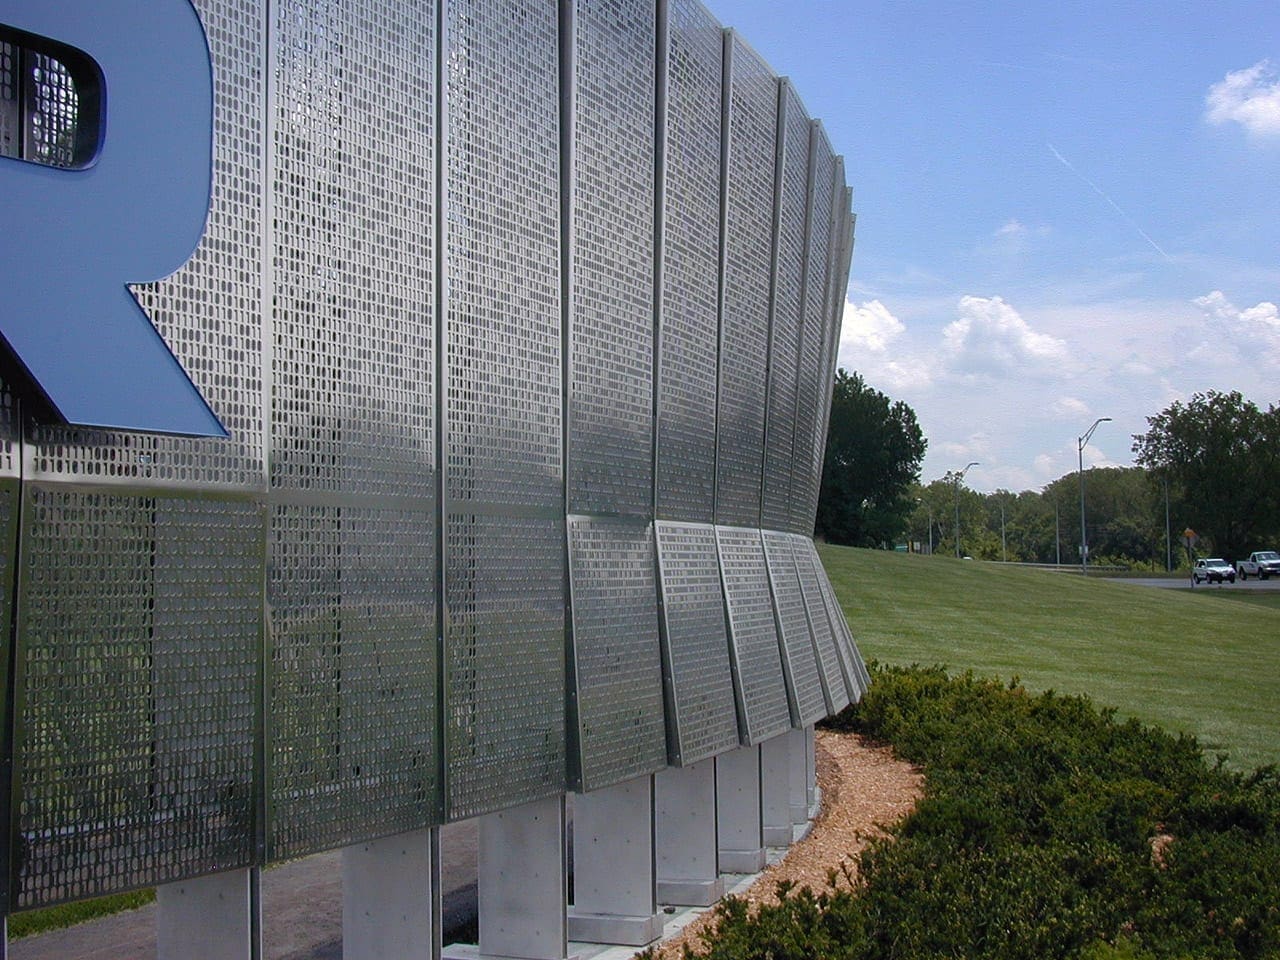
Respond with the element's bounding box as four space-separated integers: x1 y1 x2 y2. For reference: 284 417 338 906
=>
761 83 811 532
0 0 862 912
267 0 438 861
443 0 565 821
564 0 667 793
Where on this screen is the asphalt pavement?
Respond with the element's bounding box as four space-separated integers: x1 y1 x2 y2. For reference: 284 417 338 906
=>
1117 575 1280 590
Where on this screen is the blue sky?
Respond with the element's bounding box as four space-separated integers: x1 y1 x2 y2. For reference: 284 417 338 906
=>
710 0 1280 493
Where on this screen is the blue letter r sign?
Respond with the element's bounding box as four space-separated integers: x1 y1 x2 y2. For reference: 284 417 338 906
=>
0 0 225 437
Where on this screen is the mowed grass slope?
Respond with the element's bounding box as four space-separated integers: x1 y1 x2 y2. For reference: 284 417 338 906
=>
818 544 1280 770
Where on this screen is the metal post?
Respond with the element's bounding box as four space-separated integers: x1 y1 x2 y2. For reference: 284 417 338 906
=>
953 462 978 559
1164 475 1172 572
1077 418 1110 576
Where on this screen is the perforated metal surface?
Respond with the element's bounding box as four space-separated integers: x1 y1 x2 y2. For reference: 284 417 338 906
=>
761 84 809 531
568 0 655 516
791 535 848 713
443 0 565 822
655 0 722 523
9 0 267 912
567 517 666 792
1 40 17 159
263 0 438 859
266 504 437 860
814 556 866 701
14 488 259 909
715 525 790 745
761 530 825 726
654 521 740 764
11 47 79 168
271 0 435 501
445 0 561 509
791 127 836 535
445 512 565 820
715 35 776 527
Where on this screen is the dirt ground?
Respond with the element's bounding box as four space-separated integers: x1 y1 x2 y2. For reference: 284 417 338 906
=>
647 730 923 959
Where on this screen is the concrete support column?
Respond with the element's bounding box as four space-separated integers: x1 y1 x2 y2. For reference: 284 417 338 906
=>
157 867 258 960
343 827 437 959
788 726 809 824
567 775 663 946
444 795 573 960
654 759 724 905
805 724 817 810
715 745 765 873
760 733 793 846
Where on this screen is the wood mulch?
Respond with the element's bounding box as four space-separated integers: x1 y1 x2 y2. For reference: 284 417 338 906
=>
645 730 923 959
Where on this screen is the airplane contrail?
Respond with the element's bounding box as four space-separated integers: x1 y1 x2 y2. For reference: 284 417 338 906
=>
1047 143 1173 262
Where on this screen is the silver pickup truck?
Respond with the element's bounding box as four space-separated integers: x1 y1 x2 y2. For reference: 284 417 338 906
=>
1237 551 1280 580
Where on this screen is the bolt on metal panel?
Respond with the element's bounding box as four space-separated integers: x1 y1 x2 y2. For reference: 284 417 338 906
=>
265 0 439 861
0 39 16 159
760 82 810 531
714 33 776 528
715 525 791 745
655 0 722 523
654 521 739 765
442 0 566 821
761 530 826 726
567 517 667 793
566 0 655 517
791 534 849 714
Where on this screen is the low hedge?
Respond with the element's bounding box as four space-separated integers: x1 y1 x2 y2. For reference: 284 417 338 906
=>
680 665 1280 960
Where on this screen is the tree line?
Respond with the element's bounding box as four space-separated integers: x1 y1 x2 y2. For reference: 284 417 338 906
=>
817 376 1280 568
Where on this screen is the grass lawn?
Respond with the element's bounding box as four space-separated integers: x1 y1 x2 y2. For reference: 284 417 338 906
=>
818 544 1280 770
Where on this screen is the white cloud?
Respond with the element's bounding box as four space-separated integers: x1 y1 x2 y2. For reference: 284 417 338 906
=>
1187 291 1280 343
1205 61 1280 138
840 299 904 353
1051 396 1090 419
996 219 1027 238
941 295 1069 378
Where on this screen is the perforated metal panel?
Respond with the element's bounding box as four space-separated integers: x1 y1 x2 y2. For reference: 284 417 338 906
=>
14 488 260 909
791 128 836 535
761 530 825 726
715 34 776 527
445 513 565 819
443 0 564 822
267 505 437 860
791 535 848 714
265 0 438 860
0 389 17 905
10 0 268 912
655 0 722 523
1 39 19 159
814 555 867 701
568 0 655 516
761 83 809 531
715 525 790 744
567 517 666 792
654 521 739 764
445 0 561 510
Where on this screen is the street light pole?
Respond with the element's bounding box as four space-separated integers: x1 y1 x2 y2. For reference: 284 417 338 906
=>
954 461 979 559
1000 497 1007 562
1078 417 1111 575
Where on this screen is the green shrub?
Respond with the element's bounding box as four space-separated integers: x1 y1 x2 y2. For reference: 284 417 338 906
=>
686 664 1280 959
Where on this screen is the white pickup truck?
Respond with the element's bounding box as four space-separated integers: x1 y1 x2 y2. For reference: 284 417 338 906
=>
1236 551 1280 580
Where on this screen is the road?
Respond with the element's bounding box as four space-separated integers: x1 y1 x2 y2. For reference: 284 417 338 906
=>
1114 575 1280 591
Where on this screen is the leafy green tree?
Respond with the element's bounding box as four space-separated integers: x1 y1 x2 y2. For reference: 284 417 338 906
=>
816 370 926 547
1132 391 1280 560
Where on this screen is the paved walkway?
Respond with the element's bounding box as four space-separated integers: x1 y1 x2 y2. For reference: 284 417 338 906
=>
10 822 479 960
